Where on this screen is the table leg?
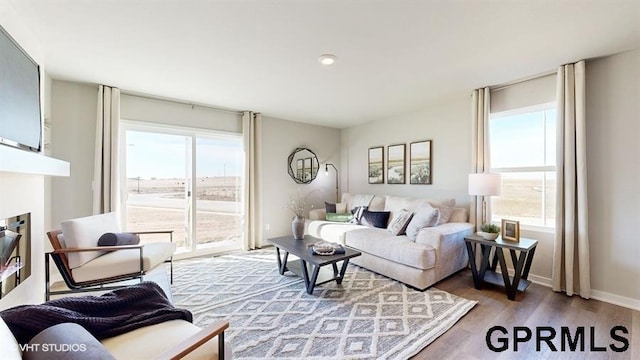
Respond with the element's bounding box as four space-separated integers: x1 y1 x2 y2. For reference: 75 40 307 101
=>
495 248 516 300
336 259 351 285
521 247 536 280
300 260 313 294
275 248 289 275
332 262 339 277
465 242 481 289
307 265 321 294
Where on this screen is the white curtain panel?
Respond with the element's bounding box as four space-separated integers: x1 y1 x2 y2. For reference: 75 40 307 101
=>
92 85 121 215
552 60 590 298
242 111 262 250
470 87 491 228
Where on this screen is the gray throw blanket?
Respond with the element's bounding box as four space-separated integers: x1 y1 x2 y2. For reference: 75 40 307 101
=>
0 281 192 345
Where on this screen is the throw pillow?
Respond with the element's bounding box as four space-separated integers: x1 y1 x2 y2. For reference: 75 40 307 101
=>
97 232 141 246
405 203 441 241
350 206 368 224
429 198 456 225
25 323 116 360
387 209 414 235
325 201 337 214
326 213 354 223
325 202 347 218
360 210 391 229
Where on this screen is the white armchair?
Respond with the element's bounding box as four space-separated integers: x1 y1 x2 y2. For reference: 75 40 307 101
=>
45 212 176 300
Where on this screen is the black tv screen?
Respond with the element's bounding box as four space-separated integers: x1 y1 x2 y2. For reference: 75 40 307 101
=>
0 24 41 152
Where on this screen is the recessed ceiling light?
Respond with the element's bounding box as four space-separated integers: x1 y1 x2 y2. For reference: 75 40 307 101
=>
318 54 337 66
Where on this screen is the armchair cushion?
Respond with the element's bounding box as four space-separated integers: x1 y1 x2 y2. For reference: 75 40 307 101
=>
97 232 140 247
0 317 21 360
24 323 115 360
72 242 176 283
61 213 121 269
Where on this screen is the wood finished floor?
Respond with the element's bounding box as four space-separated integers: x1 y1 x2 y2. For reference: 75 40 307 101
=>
413 269 639 360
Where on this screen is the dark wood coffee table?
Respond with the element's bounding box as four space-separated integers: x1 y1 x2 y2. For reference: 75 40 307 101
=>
267 235 361 294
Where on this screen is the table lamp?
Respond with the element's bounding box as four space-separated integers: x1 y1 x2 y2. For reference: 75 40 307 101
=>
468 173 502 225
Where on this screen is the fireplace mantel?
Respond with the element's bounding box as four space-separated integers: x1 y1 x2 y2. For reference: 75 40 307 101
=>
0 145 69 177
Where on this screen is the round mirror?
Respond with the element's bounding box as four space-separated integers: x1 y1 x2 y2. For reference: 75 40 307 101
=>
288 147 319 184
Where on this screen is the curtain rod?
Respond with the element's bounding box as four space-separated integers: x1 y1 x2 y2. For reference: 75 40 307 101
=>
121 91 245 115
490 70 557 92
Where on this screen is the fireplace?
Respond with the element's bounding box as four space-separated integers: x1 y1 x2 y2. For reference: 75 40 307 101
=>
0 213 31 299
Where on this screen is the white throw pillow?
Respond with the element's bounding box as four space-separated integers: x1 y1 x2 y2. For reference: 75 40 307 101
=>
405 203 441 241
428 198 456 225
60 212 121 269
387 209 414 236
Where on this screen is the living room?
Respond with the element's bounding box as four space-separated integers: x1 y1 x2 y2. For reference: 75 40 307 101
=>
1 0 639 358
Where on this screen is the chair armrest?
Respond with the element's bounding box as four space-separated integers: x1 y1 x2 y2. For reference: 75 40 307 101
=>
129 230 174 243
156 320 229 360
53 245 143 253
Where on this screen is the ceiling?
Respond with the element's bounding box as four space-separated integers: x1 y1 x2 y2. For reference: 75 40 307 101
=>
10 0 640 128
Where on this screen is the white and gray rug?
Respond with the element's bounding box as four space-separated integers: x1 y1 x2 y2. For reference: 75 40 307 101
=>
171 249 476 359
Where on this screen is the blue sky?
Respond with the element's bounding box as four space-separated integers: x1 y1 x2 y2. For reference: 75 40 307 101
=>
126 131 243 179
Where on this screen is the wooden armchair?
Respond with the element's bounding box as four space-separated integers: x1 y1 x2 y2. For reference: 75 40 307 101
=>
45 212 176 300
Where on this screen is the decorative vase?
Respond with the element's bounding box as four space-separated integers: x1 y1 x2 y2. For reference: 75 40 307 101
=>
292 216 305 240
477 231 499 241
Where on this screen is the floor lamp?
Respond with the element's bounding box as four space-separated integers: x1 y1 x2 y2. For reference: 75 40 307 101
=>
325 163 339 203
468 173 502 226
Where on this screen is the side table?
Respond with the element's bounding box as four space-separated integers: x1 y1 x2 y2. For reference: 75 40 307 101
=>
464 234 538 301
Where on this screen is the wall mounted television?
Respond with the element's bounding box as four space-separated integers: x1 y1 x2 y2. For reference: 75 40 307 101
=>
0 24 42 152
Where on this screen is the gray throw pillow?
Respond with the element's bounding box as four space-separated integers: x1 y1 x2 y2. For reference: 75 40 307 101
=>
387 209 414 235
406 203 441 241
24 323 115 360
428 198 455 225
97 232 140 246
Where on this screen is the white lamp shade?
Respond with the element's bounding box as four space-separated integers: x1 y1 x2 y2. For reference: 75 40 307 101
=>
468 173 502 196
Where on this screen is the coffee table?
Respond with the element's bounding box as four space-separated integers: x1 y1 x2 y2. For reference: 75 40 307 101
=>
267 235 361 294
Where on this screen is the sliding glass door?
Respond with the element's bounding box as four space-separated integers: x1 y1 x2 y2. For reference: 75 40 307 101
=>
122 122 243 257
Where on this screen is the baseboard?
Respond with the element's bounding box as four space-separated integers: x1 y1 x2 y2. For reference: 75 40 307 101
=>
498 267 640 311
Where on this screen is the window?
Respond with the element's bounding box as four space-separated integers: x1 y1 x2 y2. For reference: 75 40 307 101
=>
489 104 556 228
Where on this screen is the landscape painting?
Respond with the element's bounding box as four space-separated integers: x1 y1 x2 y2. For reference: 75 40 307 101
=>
387 144 405 184
368 147 384 184
410 140 432 184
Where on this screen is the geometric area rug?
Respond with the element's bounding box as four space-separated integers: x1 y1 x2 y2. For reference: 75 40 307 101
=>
171 249 476 359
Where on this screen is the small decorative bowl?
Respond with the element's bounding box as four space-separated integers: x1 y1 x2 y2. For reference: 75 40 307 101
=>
477 231 499 241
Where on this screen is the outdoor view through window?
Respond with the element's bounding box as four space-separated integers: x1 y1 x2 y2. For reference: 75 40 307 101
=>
125 129 243 254
489 106 556 228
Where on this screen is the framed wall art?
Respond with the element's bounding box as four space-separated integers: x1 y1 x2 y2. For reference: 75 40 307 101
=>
501 219 520 242
368 146 384 184
410 140 432 184
387 144 406 184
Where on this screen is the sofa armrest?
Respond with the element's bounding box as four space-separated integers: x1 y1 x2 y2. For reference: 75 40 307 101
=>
309 209 326 221
156 320 229 360
415 223 474 281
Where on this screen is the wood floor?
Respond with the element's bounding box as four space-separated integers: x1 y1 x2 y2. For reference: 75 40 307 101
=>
413 269 639 360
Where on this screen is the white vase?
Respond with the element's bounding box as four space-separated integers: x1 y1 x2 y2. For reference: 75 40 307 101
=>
292 216 305 240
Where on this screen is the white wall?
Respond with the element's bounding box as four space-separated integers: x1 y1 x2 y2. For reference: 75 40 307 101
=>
50 80 98 225
260 116 341 242
341 95 472 207
585 49 640 306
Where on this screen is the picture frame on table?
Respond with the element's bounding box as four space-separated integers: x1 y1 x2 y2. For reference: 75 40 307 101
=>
501 219 520 242
368 146 384 184
409 140 432 184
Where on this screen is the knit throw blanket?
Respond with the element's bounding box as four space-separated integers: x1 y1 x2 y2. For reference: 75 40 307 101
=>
0 281 192 344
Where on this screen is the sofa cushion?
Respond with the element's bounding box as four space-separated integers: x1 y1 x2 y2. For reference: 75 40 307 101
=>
325 202 347 215
345 228 436 270
384 196 424 224
387 209 413 235
341 193 386 212
61 212 121 269
360 210 391 228
307 221 367 244
428 198 456 224
24 323 115 360
71 242 176 283
405 203 440 241
101 319 223 360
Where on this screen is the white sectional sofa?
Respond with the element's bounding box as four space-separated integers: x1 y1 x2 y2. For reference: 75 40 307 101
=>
308 193 474 290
